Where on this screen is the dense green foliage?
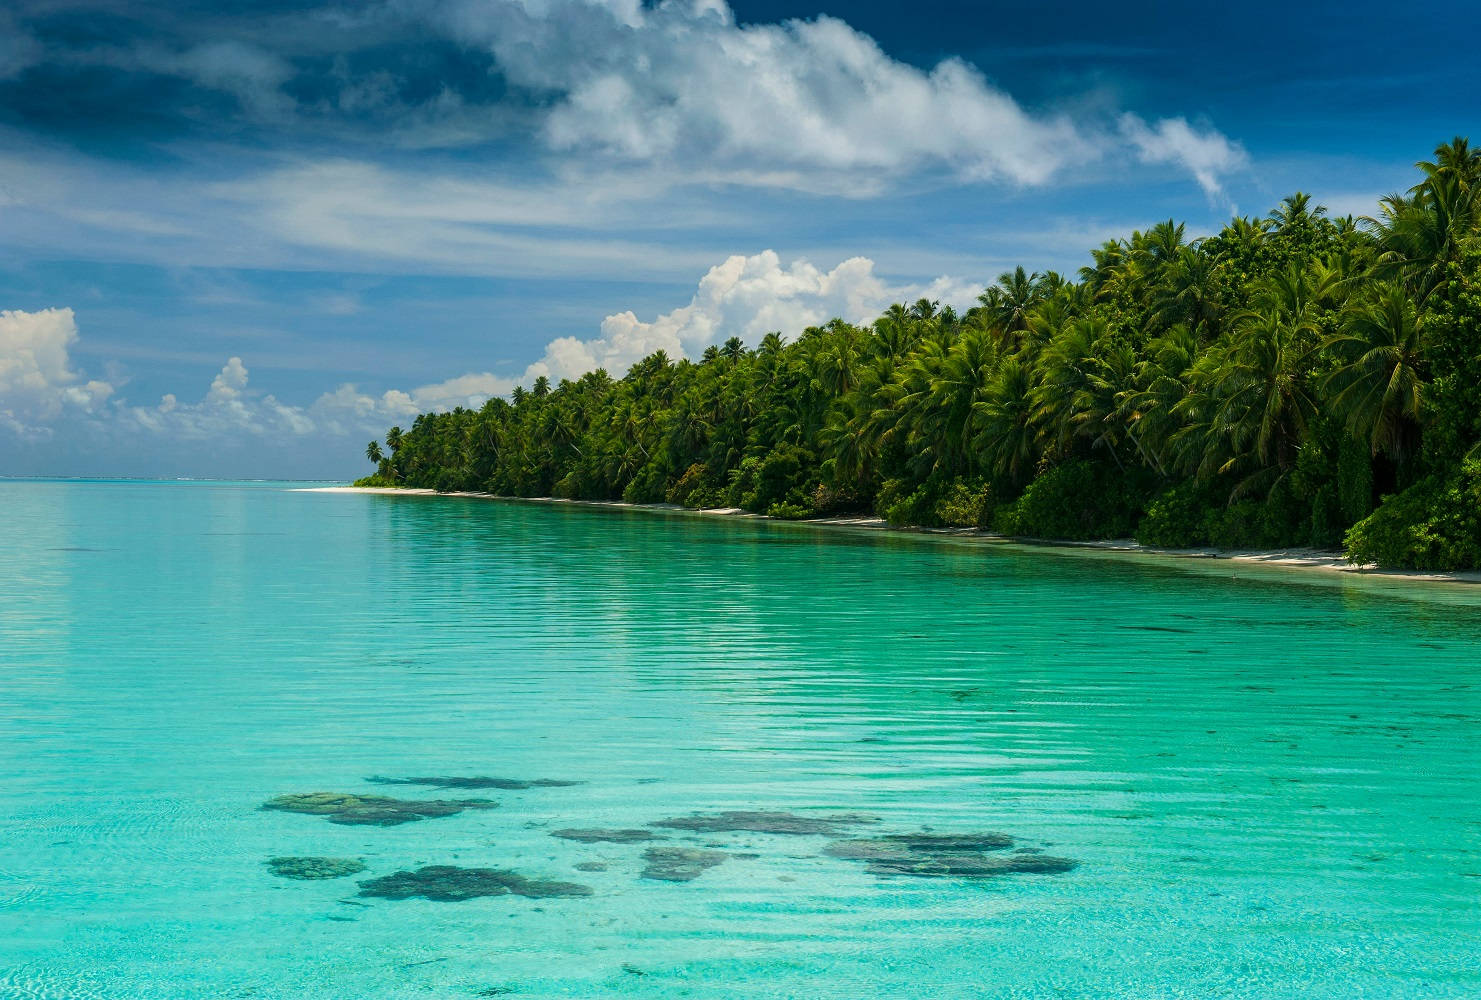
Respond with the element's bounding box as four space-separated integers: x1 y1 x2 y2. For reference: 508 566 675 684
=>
361 140 1481 569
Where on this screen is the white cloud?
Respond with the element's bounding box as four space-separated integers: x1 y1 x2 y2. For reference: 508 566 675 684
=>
1120 114 1249 202
166 41 295 118
119 356 315 439
0 308 115 435
2 252 973 450
307 371 519 432
421 0 1240 194
523 250 978 382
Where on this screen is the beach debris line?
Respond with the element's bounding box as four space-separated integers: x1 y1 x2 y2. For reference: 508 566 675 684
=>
358 865 593 902
262 792 497 826
368 775 584 790
265 856 368 880
823 831 1077 878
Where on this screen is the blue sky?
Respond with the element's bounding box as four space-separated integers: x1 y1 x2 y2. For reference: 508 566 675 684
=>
0 0 1476 478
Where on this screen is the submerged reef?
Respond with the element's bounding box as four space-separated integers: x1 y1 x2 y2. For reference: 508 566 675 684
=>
824 831 1077 878
640 846 730 882
266 856 367 880
651 811 877 836
358 865 593 901
368 775 583 790
550 828 665 844
262 792 497 826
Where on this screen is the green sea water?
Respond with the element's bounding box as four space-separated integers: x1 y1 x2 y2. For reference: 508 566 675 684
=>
1 479 1478 999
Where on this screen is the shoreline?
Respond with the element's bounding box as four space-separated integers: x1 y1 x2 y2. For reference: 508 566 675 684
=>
300 486 1481 592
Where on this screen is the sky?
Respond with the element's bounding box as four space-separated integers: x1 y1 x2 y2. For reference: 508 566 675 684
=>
1 0 1477 479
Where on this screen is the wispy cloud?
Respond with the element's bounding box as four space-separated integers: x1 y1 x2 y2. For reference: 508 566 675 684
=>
1120 114 1249 204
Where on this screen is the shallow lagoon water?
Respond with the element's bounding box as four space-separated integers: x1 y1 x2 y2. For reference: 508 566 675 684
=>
1 479 1478 998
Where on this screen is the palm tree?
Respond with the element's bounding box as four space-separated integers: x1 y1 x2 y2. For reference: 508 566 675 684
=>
1371 173 1479 303
1269 192 1326 235
1415 136 1481 190
978 266 1043 347
1119 326 1199 476
1150 246 1223 337
976 358 1037 489
365 440 383 466
1031 315 1105 460
1321 283 1426 461
1207 309 1318 488
918 329 997 478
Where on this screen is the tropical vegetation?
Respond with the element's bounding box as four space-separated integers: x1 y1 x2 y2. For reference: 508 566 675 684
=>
359 139 1481 570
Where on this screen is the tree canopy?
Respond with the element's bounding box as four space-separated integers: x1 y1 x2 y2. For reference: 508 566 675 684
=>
361 138 1481 571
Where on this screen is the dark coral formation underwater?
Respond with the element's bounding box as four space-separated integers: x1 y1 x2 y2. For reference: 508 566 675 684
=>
824 831 1077 878
259 777 1079 901
358 865 593 901
262 792 497 826
265 856 367 880
639 846 730 882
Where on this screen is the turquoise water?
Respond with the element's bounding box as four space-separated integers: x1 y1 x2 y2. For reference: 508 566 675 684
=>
2 479 1479 999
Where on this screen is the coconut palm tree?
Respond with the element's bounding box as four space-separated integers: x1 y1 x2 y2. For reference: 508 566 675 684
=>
1208 309 1318 489
976 358 1038 489
1321 283 1427 461
978 266 1044 347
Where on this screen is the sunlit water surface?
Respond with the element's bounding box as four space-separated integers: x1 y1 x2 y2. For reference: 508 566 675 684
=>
1 480 1478 999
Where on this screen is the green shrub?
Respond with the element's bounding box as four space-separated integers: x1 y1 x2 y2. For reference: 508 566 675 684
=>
621 464 669 504
727 445 816 512
725 457 762 508
810 481 860 514
883 484 939 527
993 461 1148 540
873 478 911 518
1336 435 1375 524
766 501 813 520
666 463 717 507
1344 460 1481 569
933 478 994 528
1203 500 1265 549
1136 481 1213 547
1306 483 1345 549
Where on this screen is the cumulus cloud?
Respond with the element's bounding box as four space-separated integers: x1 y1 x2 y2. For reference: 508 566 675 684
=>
8 0 1243 198
520 250 977 382
0 308 115 434
2 251 974 452
0 2 1251 286
308 372 513 433
421 0 1238 193
121 356 314 439
293 251 949 424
